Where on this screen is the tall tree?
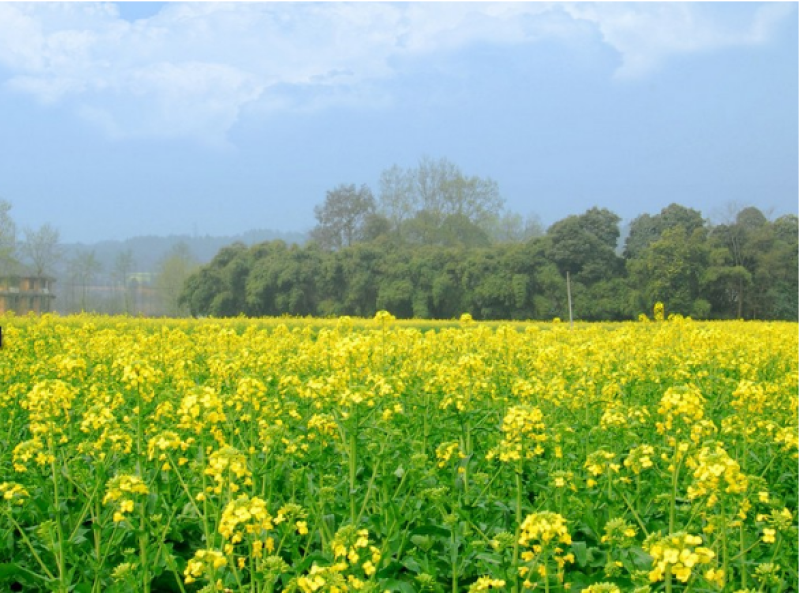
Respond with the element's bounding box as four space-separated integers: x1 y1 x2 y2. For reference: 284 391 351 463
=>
489 211 544 243
624 203 705 260
20 223 62 276
627 225 712 317
0 199 18 275
378 157 504 244
378 165 416 238
546 207 623 284
69 249 102 311
112 249 136 314
310 184 376 251
155 242 198 317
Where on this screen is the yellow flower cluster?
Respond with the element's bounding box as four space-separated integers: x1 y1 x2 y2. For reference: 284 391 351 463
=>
624 444 656 475
467 576 506 591
147 430 191 470
600 403 650 430
184 549 227 584
656 384 705 435
218 494 274 545
518 511 572 549
103 474 150 523
21 379 76 438
0 482 29 506
177 386 227 435
118 359 160 400
331 525 380 571
436 441 465 468
486 404 546 462
373 310 396 326
600 518 637 547
687 443 748 506
585 449 619 477
296 564 349 592
653 301 665 321
647 532 715 583
12 437 53 472
292 526 381 592
757 507 794 544
204 445 252 494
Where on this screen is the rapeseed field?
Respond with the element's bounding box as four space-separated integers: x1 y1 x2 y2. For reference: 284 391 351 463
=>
0 313 796 593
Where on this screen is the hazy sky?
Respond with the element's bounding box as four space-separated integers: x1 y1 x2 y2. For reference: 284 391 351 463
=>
0 2 797 243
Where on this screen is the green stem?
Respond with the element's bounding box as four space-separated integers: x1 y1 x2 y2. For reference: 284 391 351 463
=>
720 499 728 590
669 445 684 534
357 456 382 524
50 442 67 593
168 453 211 545
616 488 649 537
513 468 523 593
6 512 56 581
140 507 150 593
349 426 357 525
451 522 459 593
740 523 747 591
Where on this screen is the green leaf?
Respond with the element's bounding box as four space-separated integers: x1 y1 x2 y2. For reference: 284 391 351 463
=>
629 546 653 570
571 541 588 567
474 552 501 565
401 557 422 574
0 563 23 581
381 578 417 593
292 553 330 575
376 560 405 578
410 525 450 539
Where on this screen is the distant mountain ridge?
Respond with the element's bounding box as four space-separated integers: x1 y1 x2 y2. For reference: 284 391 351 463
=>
62 228 308 273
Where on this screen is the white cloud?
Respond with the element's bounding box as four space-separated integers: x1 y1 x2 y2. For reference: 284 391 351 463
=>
563 2 794 79
0 2 792 142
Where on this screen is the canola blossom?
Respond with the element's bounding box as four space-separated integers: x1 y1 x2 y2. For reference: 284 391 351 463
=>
0 313 796 592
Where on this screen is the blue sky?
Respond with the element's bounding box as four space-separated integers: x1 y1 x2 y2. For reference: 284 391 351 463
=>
0 2 797 243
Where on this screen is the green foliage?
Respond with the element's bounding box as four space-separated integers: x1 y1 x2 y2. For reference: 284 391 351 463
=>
155 242 198 317
181 204 798 321
311 184 377 251
0 199 18 275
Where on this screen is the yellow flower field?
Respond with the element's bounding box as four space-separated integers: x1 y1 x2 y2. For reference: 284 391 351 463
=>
0 313 796 592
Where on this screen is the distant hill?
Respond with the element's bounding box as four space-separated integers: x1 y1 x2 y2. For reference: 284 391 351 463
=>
61 228 308 275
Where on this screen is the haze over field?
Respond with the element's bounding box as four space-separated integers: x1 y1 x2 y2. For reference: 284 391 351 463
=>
0 1 797 243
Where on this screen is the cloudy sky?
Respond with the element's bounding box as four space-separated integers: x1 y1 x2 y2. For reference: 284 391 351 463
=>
0 1 797 243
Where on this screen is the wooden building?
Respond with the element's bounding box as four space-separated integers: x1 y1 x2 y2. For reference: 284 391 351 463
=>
0 275 56 314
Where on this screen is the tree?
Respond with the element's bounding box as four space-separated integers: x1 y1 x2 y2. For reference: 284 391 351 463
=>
155 242 198 317
624 203 705 260
378 157 504 244
378 165 415 238
705 206 798 319
627 226 712 317
546 207 623 284
20 223 62 277
112 249 136 314
0 199 18 275
310 184 377 251
739 214 798 319
69 249 102 311
490 211 544 243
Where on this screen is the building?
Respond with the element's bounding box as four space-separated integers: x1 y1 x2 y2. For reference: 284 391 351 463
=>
0 275 56 314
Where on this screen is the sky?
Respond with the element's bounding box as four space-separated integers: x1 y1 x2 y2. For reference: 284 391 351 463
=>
0 1 797 243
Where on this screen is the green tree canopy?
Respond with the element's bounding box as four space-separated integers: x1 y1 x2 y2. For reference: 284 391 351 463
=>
310 184 376 251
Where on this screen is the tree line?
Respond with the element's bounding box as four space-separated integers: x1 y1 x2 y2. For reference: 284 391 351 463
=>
180 159 798 321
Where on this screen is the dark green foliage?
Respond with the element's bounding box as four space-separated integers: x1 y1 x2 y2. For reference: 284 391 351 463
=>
181 205 798 321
